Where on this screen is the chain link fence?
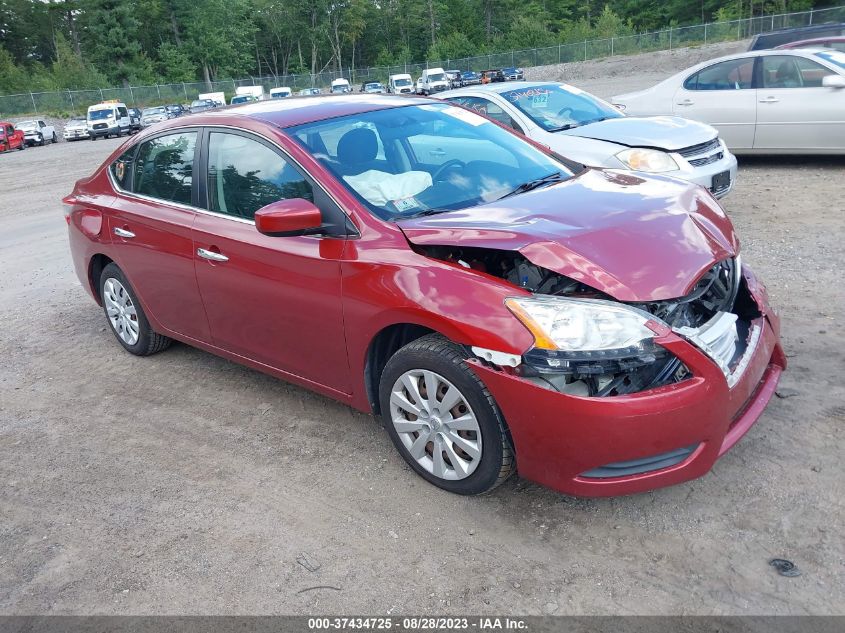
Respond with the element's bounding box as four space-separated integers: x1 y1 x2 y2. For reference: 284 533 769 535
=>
2 4 843 118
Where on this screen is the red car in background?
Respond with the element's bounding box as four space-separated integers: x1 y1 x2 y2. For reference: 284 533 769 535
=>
775 36 845 53
0 122 26 152
64 96 785 497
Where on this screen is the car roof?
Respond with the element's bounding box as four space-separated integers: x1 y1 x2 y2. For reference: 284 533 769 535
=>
683 47 836 68
178 94 432 128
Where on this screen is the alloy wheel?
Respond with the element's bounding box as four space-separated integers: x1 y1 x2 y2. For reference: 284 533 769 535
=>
389 369 482 481
103 277 140 346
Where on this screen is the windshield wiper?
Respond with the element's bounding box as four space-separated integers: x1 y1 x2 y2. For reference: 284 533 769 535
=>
547 123 580 132
549 116 612 132
497 172 566 200
398 208 449 219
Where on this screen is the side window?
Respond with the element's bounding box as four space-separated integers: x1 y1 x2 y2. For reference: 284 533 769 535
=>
447 96 523 132
684 59 754 90
792 56 835 87
110 146 136 190
762 56 802 88
118 107 128 118
132 131 197 205
206 132 313 220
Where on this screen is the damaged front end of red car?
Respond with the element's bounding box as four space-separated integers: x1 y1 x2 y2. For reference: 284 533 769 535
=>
398 171 785 496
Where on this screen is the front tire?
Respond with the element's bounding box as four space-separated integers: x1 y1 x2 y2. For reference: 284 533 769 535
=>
99 263 172 356
379 334 514 495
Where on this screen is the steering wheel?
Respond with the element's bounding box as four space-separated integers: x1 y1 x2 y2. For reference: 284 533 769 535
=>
432 159 465 182
557 107 574 119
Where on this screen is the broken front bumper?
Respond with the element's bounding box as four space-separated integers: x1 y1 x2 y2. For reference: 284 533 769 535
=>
469 266 785 497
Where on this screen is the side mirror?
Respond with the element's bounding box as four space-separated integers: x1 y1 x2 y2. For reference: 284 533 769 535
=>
255 198 323 237
822 75 845 89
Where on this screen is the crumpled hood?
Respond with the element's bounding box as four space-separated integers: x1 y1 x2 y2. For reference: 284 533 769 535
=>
397 169 738 302
562 116 718 152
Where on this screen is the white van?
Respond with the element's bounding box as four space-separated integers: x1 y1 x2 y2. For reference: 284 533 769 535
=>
418 68 449 95
270 87 292 99
331 78 351 94
235 85 265 101
87 101 131 140
388 73 414 94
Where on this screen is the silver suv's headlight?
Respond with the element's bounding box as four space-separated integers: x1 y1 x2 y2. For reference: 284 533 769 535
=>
616 148 679 173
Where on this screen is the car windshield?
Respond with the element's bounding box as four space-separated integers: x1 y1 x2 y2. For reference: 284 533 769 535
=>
16 120 36 130
191 100 208 107
69 118 85 124
88 109 113 120
427 73 445 82
142 107 166 116
394 78 411 87
366 83 381 89
501 84 624 132
289 103 572 221
816 50 845 69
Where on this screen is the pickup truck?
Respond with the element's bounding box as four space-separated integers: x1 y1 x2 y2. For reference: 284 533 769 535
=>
16 119 57 146
0 121 26 151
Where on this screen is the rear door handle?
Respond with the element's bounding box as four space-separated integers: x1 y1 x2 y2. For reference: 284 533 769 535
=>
759 97 780 103
676 99 694 106
197 247 229 262
113 227 135 238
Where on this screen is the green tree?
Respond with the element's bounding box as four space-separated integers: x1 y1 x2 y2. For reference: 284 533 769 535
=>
47 33 108 89
79 0 145 86
182 0 255 86
157 42 196 82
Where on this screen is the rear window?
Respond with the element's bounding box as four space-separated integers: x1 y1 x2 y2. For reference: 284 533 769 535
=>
131 132 197 205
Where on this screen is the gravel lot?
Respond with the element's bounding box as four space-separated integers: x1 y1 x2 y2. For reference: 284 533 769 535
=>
1 54 844 616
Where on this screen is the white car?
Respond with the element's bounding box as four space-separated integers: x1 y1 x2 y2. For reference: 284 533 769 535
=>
63 117 89 141
16 119 57 146
612 49 845 154
440 81 738 198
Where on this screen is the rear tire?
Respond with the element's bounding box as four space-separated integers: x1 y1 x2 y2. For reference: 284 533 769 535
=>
379 334 514 495
99 263 172 356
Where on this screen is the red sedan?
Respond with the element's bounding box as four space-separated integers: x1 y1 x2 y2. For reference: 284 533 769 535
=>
0 122 26 152
64 96 785 497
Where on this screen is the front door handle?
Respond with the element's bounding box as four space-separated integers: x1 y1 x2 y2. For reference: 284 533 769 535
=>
676 99 694 106
759 97 780 103
113 227 135 238
197 247 229 262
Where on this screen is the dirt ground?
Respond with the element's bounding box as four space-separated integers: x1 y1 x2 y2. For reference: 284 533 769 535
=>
1 51 844 616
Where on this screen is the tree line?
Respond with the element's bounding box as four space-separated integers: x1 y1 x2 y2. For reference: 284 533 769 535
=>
0 0 819 94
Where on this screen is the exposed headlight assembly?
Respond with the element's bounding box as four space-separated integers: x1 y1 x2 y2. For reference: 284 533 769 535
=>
616 148 679 173
505 296 664 374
